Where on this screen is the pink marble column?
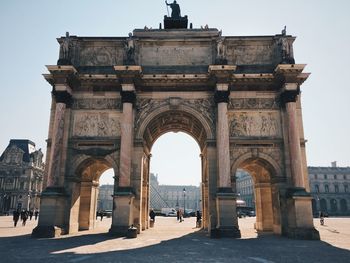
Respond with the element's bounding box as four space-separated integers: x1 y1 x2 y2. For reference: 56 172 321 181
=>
119 91 135 187
215 88 231 188
47 102 66 187
286 101 303 188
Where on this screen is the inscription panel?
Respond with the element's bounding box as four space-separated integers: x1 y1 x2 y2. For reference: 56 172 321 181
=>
139 45 212 66
72 112 121 137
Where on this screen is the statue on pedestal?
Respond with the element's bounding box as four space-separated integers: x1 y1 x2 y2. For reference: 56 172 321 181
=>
166 0 181 18
125 32 135 65
215 36 227 65
58 32 72 65
278 26 295 64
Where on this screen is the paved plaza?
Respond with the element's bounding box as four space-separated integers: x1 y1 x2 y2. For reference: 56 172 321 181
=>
0 216 349 263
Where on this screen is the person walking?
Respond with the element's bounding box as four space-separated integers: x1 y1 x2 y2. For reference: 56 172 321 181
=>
34 210 39 220
21 210 28 226
179 209 183 222
176 210 180 221
196 210 202 228
13 210 20 227
149 209 156 222
29 210 33 220
320 211 325 226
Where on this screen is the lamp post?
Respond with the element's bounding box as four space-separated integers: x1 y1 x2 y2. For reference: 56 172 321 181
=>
183 188 186 217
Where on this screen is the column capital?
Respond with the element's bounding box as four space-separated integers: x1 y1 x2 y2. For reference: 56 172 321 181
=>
214 90 230 104
274 64 310 85
52 90 73 105
120 90 136 104
279 83 300 105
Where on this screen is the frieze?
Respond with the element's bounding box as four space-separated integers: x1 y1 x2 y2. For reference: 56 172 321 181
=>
228 98 278 110
226 44 275 65
79 46 123 66
72 98 121 110
230 112 281 137
73 113 121 137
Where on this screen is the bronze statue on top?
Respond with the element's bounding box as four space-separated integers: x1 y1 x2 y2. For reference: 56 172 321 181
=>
166 0 181 19
163 0 188 29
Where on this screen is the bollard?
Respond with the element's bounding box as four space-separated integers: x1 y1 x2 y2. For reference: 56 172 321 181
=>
127 225 138 238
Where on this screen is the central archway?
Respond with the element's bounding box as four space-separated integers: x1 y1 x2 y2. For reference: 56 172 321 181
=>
137 108 214 232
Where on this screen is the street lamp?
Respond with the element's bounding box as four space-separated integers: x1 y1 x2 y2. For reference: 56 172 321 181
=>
183 188 186 217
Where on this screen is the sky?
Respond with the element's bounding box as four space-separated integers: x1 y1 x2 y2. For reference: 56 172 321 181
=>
0 1 349 186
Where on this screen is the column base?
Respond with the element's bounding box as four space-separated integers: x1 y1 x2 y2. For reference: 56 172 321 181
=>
214 189 241 238
210 226 241 238
285 227 320 240
109 225 130 237
31 187 67 238
32 225 62 238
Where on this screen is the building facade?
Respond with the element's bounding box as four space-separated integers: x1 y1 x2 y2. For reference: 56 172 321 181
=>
236 170 255 209
236 163 350 216
309 163 350 216
0 140 44 214
150 173 201 212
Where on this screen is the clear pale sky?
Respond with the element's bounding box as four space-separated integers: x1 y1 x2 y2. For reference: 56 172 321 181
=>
1 1 349 186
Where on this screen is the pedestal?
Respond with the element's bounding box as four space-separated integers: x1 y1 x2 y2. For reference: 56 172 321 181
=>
109 190 135 237
213 190 241 238
32 187 67 238
284 187 320 240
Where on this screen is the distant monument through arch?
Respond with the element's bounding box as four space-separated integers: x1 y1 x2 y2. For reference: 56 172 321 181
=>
33 4 319 240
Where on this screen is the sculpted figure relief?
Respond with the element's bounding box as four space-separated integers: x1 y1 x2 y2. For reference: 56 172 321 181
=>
58 32 72 65
125 32 135 64
165 0 181 18
73 114 120 137
230 112 280 137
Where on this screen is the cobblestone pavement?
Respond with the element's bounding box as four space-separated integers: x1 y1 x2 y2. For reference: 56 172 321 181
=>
0 216 349 263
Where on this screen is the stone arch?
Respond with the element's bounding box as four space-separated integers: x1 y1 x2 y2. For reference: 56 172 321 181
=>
136 104 214 150
136 106 212 231
340 199 347 212
68 155 117 232
231 152 281 233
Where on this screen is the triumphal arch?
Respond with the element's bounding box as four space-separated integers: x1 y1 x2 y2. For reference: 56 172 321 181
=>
33 8 319 239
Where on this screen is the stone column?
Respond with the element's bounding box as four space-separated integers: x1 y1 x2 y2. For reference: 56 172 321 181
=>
46 91 71 187
109 76 137 236
32 65 77 238
282 83 303 188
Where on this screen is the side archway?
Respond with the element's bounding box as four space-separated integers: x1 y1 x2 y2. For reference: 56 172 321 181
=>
231 152 282 233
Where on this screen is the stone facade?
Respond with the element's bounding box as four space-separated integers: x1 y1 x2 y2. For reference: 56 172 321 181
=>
309 163 350 216
33 19 318 240
149 173 201 212
0 140 44 214
236 170 255 208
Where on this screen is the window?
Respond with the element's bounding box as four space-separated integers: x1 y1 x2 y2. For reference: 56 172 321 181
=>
344 185 348 193
344 175 347 180
324 174 327 180
315 185 320 193
335 185 339 193
325 185 329 193
314 174 318 179
334 174 337 180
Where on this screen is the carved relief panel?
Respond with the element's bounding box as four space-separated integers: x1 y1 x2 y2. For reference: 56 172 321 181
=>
78 46 123 66
72 112 121 137
229 112 281 138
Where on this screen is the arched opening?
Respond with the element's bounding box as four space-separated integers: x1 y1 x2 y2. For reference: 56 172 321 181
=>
149 132 201 226
138 109 212 232
340 199 347 213
233 156 280 235
74 158 115 232
330 199 337 213
97 168 114 219
320 198 327 212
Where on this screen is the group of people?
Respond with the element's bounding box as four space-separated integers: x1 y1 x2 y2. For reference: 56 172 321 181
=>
13 209 39 227
149 209 202 228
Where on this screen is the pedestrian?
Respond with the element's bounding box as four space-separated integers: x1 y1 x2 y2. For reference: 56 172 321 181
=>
196 210 202 228
176 210 180 221
100 211 104 221
179 209 183 222
21 210 28 226
34 210 39 220
29 210 33 220
149 209 156 223
13 210 20 227
319 211 325 226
